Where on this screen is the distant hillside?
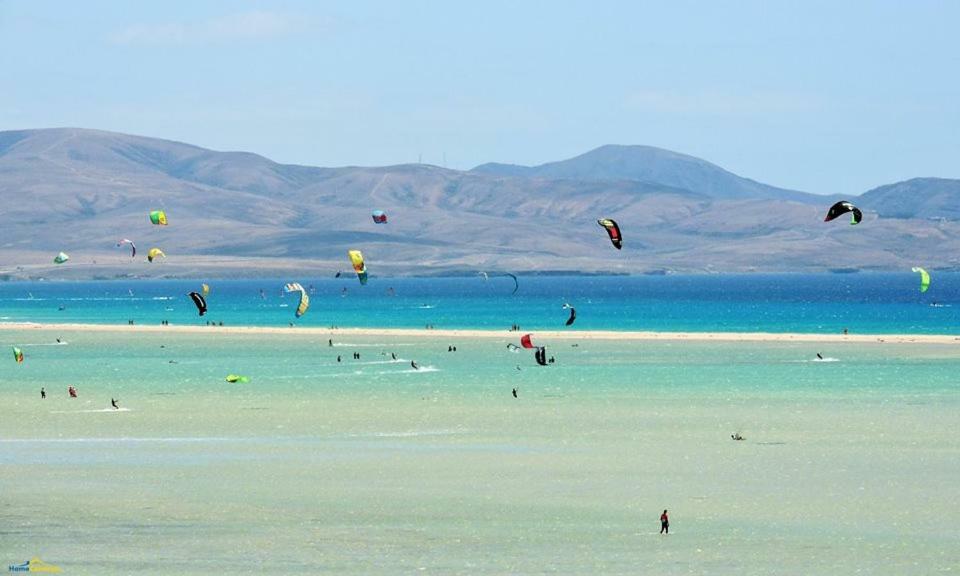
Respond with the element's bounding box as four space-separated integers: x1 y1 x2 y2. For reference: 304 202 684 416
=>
859 177 960 220
2 128 959 280
472 144 817 202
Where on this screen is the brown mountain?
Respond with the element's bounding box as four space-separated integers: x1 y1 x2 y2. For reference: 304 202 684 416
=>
1 128 958 280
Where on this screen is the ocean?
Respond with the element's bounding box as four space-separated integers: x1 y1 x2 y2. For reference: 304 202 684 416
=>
1 272 959 334
2 274 959 574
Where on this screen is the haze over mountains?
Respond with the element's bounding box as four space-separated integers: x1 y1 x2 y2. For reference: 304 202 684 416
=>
1 128 958 280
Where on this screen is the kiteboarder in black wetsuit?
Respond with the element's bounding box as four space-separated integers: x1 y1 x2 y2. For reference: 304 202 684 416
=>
816 353 823 360
512 388 517 398
411 360 420 370
111 398 119 410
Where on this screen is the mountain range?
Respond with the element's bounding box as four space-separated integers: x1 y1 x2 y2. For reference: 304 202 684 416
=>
1 128 958 280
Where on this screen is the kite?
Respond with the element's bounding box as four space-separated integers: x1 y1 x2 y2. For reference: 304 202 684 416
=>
201 283 210 297
12 346 23 364
284 282 310 317
372 210 388 224
53 252 69 264
535 346 547 366
348 250 368 285
480 272 517 294
147 248 165 262
188 291 207 316
225 374 249 383
824 201 862 225
149 210 167 225
598 218 622 249
563 304 577 326
117 239 136 258
912 267 930 293
504 273 519 295
520 334 535 349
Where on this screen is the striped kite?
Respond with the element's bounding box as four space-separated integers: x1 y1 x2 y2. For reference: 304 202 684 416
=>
284 282 310 318
348 250 368 285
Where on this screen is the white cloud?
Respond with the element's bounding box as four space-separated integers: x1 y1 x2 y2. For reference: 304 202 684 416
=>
113 10 292 45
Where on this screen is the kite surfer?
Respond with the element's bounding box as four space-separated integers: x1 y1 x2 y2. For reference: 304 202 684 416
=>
111 398 119 410
816 353 823 360
337 355 342 363
731 433 744 441
411 360 420 370
512 388 517 398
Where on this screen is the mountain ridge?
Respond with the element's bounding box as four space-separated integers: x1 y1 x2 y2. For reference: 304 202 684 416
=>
2 128 959 280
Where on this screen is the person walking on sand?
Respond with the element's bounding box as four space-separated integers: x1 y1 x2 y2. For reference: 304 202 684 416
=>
660 510 669 534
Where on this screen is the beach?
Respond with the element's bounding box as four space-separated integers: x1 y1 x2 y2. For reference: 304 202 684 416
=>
6 321 960 344
2 323 959 574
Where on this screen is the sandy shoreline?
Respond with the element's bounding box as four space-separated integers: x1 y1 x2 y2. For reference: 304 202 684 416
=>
2 321 958 344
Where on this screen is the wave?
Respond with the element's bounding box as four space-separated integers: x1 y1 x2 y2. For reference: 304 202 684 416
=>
332 342 415 348
49 407 132 414
344 429 467 439
374 366 438 375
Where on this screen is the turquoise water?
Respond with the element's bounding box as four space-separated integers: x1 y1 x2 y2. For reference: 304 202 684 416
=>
2 329 959 574
2 273 960 333
3 275 960 574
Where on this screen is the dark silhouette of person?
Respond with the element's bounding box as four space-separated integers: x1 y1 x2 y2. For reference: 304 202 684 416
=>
41 387 46 399
816 353 823 360
512 388 517 398
111 398 119 410
660 510 669 534
411 360 420 370
337 355 341 363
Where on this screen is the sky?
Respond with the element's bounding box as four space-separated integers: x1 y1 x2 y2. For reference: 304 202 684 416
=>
1 0 958 194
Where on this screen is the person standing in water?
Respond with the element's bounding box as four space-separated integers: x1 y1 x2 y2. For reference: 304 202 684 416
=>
40 387 46 399
660 510 669 534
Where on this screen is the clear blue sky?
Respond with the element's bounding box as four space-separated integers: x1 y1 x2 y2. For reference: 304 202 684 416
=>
1 0 957 194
